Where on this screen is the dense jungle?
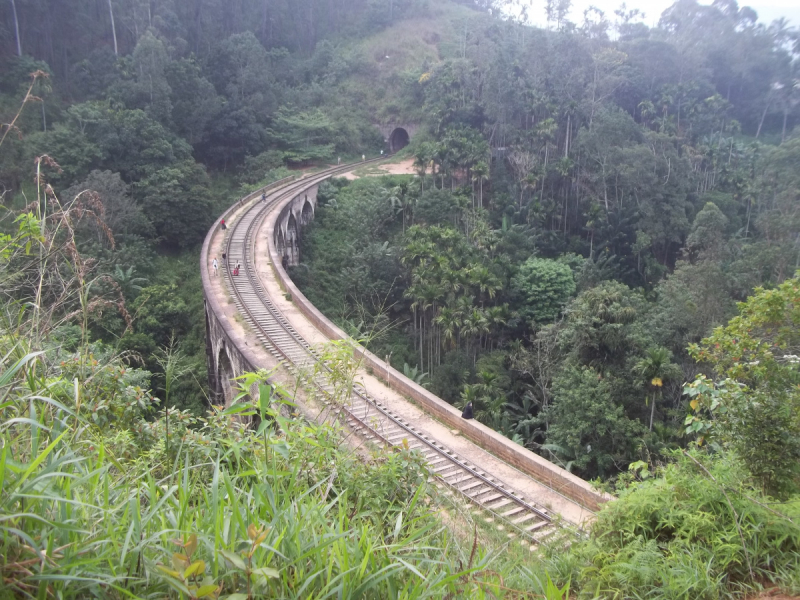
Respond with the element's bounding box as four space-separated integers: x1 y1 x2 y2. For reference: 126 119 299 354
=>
1 0 800 597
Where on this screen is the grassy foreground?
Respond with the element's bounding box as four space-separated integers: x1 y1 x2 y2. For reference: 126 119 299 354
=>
2 332 800 599
0 339 576 599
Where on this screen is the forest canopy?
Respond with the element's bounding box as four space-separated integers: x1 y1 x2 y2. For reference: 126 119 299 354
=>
2 0 800 598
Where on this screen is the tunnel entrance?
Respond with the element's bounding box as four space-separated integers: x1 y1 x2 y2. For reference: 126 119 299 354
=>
389 128 410 153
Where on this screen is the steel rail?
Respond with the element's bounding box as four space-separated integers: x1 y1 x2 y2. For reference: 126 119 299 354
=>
220 161 565 544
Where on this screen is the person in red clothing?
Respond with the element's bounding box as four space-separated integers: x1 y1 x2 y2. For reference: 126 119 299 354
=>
220 218 227 230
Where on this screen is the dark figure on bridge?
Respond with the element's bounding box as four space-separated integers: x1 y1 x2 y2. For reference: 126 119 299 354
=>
261 192 266 202
220 218 227 230
461 402 473 420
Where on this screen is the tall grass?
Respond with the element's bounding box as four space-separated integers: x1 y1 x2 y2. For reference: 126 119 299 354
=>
575 450 800 599
0 342 535 599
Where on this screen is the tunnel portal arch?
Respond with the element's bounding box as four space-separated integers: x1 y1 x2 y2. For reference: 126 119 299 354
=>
389 128 410 153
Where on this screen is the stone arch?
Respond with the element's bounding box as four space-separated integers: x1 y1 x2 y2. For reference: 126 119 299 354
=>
300 200 314 226
286 213 299 266
389 127 410 153
217 344 235 407
275 228 286 257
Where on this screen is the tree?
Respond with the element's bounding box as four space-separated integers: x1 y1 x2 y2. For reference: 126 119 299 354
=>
686 273 800 496
685 201 729 261
512 258 576 326
165 58 222 149
634 347 682 430
135 161 213 248
107 0 118 56
62 170 151 238
10 0 21 56
123 31 173 124
472 161 489 208
650 259 734 354
545 364 644 478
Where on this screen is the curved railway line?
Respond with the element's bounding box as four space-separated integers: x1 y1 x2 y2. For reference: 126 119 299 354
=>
218 161 579 546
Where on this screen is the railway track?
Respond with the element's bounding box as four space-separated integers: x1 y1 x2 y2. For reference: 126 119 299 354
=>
220 162 570 545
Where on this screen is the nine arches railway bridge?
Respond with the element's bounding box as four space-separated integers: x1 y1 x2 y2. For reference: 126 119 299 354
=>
201 158 610 546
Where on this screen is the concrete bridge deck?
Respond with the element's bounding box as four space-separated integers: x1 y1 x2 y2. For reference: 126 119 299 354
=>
201 163 610 532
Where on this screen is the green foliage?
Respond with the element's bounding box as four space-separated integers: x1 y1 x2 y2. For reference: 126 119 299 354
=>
546 365 644 478
687 274 800 496
135 160 214 248
558 280 649 369
512 257 576 325
578 451 800 599
686 202 729 260
0 343 516 598
633 346 682 431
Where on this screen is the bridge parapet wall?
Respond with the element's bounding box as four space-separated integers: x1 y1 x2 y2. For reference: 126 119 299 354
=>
201 166 612 512
202 175 297 406
264 184 613 513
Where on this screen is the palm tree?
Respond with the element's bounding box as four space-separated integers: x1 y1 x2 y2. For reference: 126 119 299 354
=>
413 142 434 192
634 347 682 431
471 161 489 209
384 185 407 232
434 306 461 350
484 305 508 349
473 370 505 428
467 265 501 305
463 309 489 364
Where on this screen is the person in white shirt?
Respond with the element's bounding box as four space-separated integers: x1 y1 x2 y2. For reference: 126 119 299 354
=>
212 257 218 276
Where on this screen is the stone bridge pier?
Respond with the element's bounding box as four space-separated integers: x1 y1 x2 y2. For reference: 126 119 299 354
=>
204 301 259 406
274 185 319 267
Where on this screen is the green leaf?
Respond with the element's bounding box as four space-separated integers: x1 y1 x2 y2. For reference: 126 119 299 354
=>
221 402 256 416
258 383 272 414
252 566 279 580
219 549 246 570
15 430 67 491
157 565 183 579
0 352 44 387
183 560 206 579
196 584 219 597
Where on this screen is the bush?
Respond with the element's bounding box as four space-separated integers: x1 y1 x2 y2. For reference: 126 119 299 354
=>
0 348 514 598
577 450 800 599
512 257 576 326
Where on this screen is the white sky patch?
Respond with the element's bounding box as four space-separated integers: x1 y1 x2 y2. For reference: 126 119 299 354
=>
501 0 799 29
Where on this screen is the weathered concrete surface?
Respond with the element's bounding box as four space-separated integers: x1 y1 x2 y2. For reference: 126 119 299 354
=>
260 172 613 522
202 166 613 526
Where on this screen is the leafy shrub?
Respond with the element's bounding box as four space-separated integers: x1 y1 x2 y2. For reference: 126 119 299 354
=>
0 349 513 598
577 450 800 599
